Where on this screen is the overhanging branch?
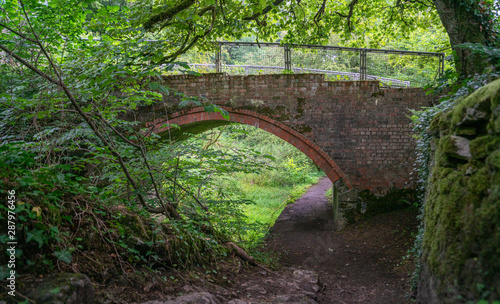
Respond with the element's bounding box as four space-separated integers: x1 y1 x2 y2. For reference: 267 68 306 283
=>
144 0 197 30
243 0 286 21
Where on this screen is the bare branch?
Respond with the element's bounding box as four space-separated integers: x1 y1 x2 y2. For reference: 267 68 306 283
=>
0 43 60 85
313 0 327 29
20 1 63 81
133 127 181 217
219 0 228 21
0 22 37 43
96 112 141 148
197 169 216 201
333 0 359 32
165 176 208 210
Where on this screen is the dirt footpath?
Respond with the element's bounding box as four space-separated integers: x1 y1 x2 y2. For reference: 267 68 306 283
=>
259 177 418 303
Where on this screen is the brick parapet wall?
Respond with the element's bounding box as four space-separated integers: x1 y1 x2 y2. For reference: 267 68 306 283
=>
136 73 433 191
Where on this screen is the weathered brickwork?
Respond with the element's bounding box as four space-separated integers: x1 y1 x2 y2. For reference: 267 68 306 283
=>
131 73 433 192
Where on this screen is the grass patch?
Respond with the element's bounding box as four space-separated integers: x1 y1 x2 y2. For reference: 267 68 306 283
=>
217 169 324 248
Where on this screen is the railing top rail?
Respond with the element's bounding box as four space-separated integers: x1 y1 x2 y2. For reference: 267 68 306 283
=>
217 41 444 57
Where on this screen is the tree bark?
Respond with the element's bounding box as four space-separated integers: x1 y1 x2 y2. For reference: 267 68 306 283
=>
433 0 492 77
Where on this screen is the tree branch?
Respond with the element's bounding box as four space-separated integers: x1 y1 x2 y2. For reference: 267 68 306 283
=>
159 7 217 63
133 128 181 218
198 5 215 16
243 0 286 21
332 0 359 32
313 0 327 29
0 22 37 43
165 176 208 211
0 43 60 85
96 113 141 148
144 0 197 30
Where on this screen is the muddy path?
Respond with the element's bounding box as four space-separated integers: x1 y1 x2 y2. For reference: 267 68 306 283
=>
247 177 418 303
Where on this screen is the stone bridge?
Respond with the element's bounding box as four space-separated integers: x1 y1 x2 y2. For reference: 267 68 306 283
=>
130 73 433 192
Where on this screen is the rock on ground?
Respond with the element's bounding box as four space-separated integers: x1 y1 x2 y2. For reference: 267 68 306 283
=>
26 273 94 304
140 292 218 304
138 268 321 304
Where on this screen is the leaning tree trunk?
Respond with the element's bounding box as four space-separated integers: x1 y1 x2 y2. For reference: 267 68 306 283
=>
433 0 493 78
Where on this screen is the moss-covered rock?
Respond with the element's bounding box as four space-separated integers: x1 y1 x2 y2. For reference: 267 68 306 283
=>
26 273 94 304
455 126 477 136
470 135 500 159
418 79 500 303
440 135 471 161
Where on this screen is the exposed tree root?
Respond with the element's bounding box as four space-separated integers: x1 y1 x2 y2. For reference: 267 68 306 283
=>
225 242 279 276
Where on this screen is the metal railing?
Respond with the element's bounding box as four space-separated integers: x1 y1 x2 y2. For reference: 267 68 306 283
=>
176 41 445 88
187 63 411 87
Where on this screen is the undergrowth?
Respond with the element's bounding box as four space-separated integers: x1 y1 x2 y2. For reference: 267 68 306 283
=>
0 143 232 280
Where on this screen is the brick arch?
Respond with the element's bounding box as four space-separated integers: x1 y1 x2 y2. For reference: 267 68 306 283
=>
146 107 352 189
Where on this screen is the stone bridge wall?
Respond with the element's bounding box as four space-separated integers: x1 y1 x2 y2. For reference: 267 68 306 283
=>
133 73 433 191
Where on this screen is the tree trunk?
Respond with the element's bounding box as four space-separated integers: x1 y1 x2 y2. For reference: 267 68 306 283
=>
433 0 492 78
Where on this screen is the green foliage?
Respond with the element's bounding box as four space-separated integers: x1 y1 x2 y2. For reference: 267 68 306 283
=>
0 0 259 277
91 0 454 71
0 142 92 275
0 141 236 277
425 43 500 104
187 124 324 247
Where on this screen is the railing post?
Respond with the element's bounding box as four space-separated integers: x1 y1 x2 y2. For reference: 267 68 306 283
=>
284 44 292 71
332 183 339 224
215 42 221 73
359 49 367 81
439 53 445 78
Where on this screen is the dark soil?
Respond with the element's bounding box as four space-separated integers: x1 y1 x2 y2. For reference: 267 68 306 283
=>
229 177 419 303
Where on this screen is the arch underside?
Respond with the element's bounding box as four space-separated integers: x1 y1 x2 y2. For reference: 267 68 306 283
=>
147 107 352 189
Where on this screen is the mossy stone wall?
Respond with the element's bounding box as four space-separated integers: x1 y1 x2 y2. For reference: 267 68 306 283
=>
418 79 500 303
